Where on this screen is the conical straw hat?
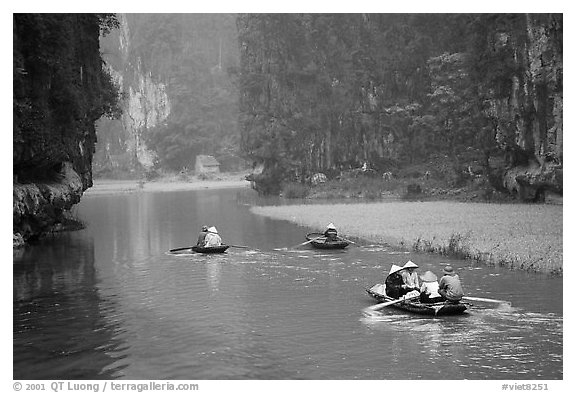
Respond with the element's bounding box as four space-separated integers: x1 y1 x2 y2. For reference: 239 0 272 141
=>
388 264 403 275
403 260 418 269
420 270 438 282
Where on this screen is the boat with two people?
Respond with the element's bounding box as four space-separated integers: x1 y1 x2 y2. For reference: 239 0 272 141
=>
170 225 230 254
192 226 229 253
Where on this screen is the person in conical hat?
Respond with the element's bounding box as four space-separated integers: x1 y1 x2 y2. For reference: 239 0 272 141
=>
388 264 403 275
400 260 420 292
420 270 437 282
402 260 418 269
203 226 222 247
385 264 409 299
323 222 338 242
419 270 442 304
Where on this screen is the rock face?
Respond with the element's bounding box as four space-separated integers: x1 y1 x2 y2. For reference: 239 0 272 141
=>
94 14 243 175
95 14 171 175
503 160 562 202
495 15 563 201
13 14 121 243
13 163 84 242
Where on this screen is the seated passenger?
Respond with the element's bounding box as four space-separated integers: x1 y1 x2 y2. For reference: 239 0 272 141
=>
203 226 222 247
419 270 443 303
400 260 420 292
385 264 410 299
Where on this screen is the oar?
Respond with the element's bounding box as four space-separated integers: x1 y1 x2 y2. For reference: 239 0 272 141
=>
229 244 261 251
367 293 420 312
462 296 510 304
292 236 325 248
339 237 356 245
169 246 193 252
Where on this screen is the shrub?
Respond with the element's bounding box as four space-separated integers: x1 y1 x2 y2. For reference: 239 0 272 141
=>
145 169 161 181
282 182 310 199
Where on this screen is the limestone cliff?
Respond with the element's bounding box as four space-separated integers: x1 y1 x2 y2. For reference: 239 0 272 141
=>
13 14 121 244
13 163 84 243
93 14 242 174
237 14 562 200
493 14 562 201
95 14 171 175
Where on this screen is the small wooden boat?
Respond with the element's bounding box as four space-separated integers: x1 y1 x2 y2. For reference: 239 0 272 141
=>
366 284 467 316
305 232 349 249
191 245 230 254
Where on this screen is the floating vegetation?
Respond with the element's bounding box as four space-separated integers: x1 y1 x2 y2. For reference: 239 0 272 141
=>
252 201 562 275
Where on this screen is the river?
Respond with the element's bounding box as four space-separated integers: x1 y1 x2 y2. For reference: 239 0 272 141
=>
13 187 563 380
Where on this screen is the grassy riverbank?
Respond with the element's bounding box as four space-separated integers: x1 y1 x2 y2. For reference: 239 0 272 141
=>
85 172 250 195
251 201 563 275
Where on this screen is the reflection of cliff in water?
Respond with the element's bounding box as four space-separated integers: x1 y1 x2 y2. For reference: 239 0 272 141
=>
13 235 128 379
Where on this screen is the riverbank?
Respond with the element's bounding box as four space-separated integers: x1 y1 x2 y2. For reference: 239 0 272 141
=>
84 173 250 195
251 201 563 275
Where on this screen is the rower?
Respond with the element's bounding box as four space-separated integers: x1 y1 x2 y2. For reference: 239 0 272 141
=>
323 223 338 242
438 265 464 303
196 225 208 246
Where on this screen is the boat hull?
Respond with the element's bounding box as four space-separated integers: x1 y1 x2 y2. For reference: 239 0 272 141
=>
366 284 467 316
191 245 230 254
306 232 349 249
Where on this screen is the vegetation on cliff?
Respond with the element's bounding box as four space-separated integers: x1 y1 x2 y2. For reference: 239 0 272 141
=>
237 14 562 201
14 13 121 188
13 14 122 241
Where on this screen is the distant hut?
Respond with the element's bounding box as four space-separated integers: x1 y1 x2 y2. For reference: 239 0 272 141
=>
195 155 220 174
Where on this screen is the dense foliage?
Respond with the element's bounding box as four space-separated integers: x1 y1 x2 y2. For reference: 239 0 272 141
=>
237 14 562 195
143 14 242 171
13 13 121 187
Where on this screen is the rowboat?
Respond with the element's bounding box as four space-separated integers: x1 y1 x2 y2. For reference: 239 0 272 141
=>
191 245 230 254
305 232 349 249
366 283 467 316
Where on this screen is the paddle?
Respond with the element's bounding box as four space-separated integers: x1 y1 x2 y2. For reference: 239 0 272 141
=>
292 236 325 248
462 296 510 304
339 237 356 245
229 244 261 251
169 246 193 252
367 293 420 312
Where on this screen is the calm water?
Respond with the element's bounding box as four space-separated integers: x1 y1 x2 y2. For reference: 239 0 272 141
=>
13 188 563 379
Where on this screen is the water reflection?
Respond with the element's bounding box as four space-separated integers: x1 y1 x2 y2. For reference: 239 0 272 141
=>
206 259 222 292
13 236 127 379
